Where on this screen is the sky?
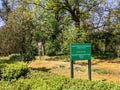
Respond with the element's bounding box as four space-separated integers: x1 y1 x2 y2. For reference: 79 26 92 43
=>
0 0 2 9
0 0 5 27
0 18 4 27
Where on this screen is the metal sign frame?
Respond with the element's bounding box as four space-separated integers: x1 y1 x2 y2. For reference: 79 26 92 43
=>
70 43 92 80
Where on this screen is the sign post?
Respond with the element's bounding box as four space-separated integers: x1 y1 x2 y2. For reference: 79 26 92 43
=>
70 60 74 78
88 60 91 80
70 43 91 80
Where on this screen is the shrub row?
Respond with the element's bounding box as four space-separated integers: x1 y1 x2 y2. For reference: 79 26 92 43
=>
9 53 35 61
9 54 22 61
0 61 29 80
0 70 120 90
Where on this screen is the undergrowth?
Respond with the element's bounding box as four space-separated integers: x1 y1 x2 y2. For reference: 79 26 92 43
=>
0 60 120 90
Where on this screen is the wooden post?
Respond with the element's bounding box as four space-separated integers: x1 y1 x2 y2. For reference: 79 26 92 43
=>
42 45 44 56
88 60 91 80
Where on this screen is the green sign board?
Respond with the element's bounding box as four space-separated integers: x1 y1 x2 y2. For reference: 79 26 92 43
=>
70 43 91 61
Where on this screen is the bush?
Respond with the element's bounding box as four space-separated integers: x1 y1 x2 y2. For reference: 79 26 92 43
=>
0 60 120 90
22 53 35 62
25 70 120 90
22 46 36 61
45 41 57 56
0 62 29 80
8 48 36 62
9 54 22 61
0 70 120 90
45 40 61 56
61 26 87 55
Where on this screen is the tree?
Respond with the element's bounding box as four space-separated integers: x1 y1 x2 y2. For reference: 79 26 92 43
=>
0 8 36 56
0 0 119 58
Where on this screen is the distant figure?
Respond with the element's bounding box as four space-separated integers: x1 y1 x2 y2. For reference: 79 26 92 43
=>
38 42 44 57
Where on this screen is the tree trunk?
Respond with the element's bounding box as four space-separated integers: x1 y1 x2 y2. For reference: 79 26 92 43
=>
74 0 80 29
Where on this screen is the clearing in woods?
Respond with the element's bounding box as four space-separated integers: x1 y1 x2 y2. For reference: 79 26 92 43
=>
28 56 120 85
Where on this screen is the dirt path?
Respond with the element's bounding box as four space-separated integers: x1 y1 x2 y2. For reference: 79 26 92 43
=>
28 57 120 85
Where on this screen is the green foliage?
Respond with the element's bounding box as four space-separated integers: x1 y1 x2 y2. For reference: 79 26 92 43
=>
45 40 60 56
45 41 56 56
75 67 86 72
61 27 86 54
0 57 120 89
0 0 120 59
0 61 29 80
0 58 120 89
8 51 36 62
9 54 22 61
89 31 120 59
0 69 120 90
52 65 66 70
0 8 37 57
62 79 120 90
93 68 112 74
22 46 36 61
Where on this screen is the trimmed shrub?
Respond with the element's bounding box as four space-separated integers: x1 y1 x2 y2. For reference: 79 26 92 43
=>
0 70 120 90
9 54 22 61
0 61 120 90
0 62 29 80
9 52 35 62
22 46 36 61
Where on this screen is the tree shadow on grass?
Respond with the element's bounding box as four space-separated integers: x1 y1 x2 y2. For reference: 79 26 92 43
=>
107 59 120 64
45 57 58 61
0 59 21 64
30 67 51 72
45 56 67 61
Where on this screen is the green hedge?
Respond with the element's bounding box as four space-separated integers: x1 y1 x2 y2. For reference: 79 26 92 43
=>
0 61 29 80
0 70 120 90
8 53 35 61
0 60 120 90
9 54 22 61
